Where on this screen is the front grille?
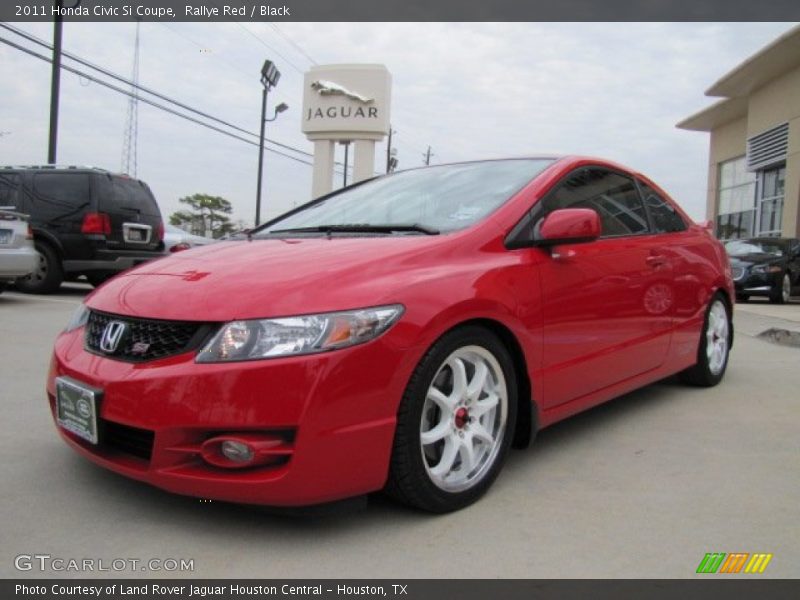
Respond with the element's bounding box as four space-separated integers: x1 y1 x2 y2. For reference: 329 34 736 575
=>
85 310 212 362
732 267 745 281
101 420 154 461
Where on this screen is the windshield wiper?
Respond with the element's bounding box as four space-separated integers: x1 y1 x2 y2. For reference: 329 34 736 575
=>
268 223 440 235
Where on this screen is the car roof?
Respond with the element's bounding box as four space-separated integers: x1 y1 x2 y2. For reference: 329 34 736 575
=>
393 155 640 177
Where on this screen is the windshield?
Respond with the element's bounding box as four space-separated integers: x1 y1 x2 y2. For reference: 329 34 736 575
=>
725 239 785 257
256 159 554 236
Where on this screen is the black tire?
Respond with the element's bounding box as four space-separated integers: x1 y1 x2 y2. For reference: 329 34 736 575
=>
15 241 63 294
385 325 518 513
0 282 6 295
679 293 732 387
735 294 749 303
85 272 113 288
768 273 791 304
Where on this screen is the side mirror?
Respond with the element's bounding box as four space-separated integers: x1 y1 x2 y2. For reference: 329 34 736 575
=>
696 220 715 235
535 208 600 246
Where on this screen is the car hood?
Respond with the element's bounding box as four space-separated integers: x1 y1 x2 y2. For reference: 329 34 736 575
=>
86 236 450 321
728 253 783 268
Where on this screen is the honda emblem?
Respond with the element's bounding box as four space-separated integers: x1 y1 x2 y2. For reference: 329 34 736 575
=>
99 321 128 353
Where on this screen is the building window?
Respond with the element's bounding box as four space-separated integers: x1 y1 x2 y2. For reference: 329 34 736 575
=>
716 156 756 240
756 165 785 237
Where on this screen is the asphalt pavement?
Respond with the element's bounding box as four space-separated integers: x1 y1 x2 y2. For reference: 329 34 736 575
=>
1 285 798 578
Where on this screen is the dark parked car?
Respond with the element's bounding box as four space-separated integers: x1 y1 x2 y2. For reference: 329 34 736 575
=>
0 166 165 293
725 237 800 303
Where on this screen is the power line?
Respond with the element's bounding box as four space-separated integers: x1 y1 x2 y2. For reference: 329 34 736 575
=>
0 35 318 168
0 23 314 161
201 1 306 76
267 23 318 66
157 22 295 105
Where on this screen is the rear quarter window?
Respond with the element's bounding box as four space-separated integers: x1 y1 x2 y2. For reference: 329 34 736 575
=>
0 173 21 210
32 173 92 220
107 177 160 217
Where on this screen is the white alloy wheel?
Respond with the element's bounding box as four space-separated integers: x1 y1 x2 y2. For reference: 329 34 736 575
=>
420 345 508 492
706 300 730 376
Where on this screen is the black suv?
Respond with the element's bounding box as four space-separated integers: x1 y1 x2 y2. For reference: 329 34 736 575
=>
0 166 165 293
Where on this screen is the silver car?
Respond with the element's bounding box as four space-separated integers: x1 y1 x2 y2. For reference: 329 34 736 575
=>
0 209 37 294
163 224 216 253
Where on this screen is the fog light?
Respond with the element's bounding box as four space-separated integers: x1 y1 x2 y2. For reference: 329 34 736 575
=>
200 433 290 469
220 440 254 463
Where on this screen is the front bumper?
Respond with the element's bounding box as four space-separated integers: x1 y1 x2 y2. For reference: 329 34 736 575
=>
48 326 417 506
733 272 780 297
63 248 166 275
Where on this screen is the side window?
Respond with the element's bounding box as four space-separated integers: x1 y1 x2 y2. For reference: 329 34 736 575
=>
639 181 686 233
32 173 91 220
541 168 649 237
0 173 21 210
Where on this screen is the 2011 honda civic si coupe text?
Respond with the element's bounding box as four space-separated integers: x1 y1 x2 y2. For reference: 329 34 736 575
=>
49 157 734 513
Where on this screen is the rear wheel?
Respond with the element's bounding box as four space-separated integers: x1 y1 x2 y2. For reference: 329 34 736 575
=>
85 272 113 288
15 241 63 294
679 294 731 387
0 282 6 295
386 326 517 513
769 273 791 304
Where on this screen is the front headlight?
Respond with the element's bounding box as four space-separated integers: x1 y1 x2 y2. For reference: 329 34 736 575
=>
752 264 782 274
64 303 90 332
196 304 404 363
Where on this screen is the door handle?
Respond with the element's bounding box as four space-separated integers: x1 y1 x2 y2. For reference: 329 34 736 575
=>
646 255 667 268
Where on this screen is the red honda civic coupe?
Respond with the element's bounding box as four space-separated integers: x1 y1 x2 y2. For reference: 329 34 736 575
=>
49 157 734 513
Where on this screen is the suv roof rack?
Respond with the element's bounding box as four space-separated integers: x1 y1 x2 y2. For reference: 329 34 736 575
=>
0 165 112 172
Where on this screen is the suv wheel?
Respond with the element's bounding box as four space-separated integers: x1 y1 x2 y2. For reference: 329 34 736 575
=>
85 272 113 288
16 242 63 294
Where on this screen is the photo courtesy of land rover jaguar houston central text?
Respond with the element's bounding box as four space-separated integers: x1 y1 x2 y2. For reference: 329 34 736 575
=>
49 157 734 513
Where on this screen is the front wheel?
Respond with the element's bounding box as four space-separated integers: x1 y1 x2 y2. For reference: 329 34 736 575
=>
769 273 791 304
679 294 731 387
385 326 517 513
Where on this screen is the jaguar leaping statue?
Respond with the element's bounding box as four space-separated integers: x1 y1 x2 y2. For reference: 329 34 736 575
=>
310 80 374 104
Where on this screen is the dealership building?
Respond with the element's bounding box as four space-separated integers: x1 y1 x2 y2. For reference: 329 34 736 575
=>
677 25 800 240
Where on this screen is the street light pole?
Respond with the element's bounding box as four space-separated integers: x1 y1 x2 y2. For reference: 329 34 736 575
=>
254 59 286 227
255 84 269 227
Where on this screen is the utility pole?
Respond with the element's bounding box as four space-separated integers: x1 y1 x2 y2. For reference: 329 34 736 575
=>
47 0 81 164
342 141 350 187
385 126 396 173
48 1 65 164
423 146 434 166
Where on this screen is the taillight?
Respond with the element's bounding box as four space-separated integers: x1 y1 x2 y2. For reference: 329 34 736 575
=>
26 224 33 240
81 212 111 235
170 242 191 253
157 221 164 241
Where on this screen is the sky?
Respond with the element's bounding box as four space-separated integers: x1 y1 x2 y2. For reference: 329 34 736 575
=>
0 21 797 226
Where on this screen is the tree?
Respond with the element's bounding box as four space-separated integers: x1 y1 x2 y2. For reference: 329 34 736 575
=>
170 194 235 239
